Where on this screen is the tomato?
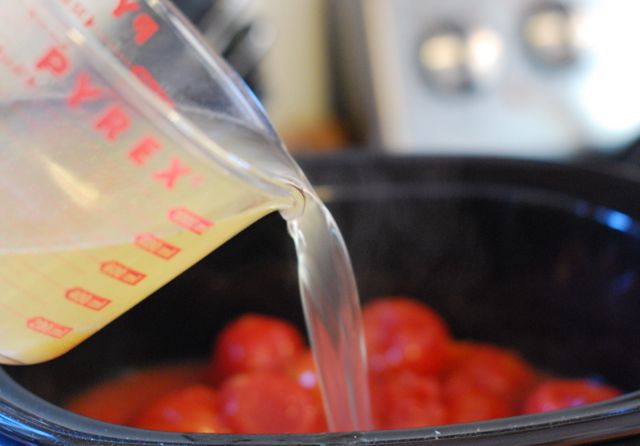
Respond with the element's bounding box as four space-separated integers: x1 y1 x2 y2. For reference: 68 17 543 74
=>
65 364 207 425
444 344 537 405
522 379 622 414
363 296 451 377
371 370 447 430
217 371 326 434
444 341 482 374
67 301 625 435
210 314 305 383
286 350 323 404
445 383 514 424
131 385 229 433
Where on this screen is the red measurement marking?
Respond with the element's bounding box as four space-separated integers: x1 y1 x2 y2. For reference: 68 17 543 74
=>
27 316 72 339
132 14 159 45
35 46 69 76
100 260 146 285
0 45 36 88
168 207 214 235
154 157 192 189
113 0 140 17
68 71 103 107
58 0 96 27
128 135 161 165
135 233 181 259
27 7 67 45
65 287 111 311
131 65 174 107
95 106 130 141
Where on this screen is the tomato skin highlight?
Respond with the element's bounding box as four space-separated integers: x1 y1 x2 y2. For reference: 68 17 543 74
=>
363 296 451 377
210 314 305 383
131 385 229 433
523 379 622 414
371 370 447 430
286 350 324 405
217 371 327 434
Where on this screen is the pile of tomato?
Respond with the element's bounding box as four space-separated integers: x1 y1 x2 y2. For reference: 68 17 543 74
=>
67 296 621 434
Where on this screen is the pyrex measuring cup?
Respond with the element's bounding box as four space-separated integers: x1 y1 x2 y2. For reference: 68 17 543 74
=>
0 0 307 365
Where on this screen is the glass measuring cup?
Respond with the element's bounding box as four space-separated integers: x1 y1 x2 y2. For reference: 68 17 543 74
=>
0 0 308 365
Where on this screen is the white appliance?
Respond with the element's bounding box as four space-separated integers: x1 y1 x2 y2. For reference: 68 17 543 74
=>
333 0 640 158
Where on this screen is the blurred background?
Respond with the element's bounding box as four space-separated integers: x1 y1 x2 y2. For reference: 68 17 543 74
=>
172 0 640 159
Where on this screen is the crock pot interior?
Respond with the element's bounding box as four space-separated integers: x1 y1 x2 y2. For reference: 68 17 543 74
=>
3 155 640 444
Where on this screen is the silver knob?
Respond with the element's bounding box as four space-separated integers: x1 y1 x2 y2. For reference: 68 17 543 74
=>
419 23 501 95
522 1 584 68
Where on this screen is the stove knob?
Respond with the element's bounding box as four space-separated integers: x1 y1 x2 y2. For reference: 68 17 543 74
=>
419 23 502 95
522 1 584 68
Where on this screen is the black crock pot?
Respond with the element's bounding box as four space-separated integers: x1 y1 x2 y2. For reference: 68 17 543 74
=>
2 153 640 445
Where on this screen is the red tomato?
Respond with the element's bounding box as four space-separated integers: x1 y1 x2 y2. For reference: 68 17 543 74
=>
217 371 326 434
444 341 482 374
363 296 451 377
286 350 323 404
445 384 514 424
65 364 207 425
444 344 537 405
131 385 229 433
522 379 622 414
210 314 305 383
371 370 447 430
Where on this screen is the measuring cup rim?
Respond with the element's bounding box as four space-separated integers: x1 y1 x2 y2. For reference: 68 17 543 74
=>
38 0 302 203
